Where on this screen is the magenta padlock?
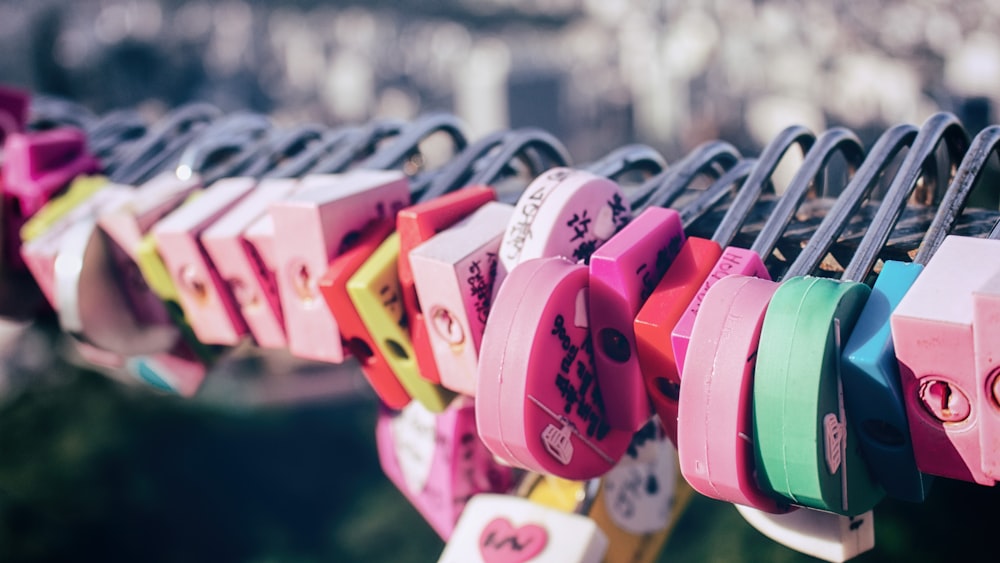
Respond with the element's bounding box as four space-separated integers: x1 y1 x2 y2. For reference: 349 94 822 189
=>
2 127 101 269
377 397 515 539
271 170 410 362
201 178 301 348
152 177 258 345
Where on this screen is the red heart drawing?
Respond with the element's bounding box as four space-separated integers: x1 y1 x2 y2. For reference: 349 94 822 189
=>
479 517 548 563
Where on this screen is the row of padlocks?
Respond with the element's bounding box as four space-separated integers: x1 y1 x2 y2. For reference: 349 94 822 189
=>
1 84 999 562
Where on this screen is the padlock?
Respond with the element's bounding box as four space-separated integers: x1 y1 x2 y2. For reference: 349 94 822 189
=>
376 397 515 540
477 256 631 479
201 178 301 348
892 235 1000 485
736 505 874 563
671 127 864 375
21 183 132 308
634 125 816 442
348 231 454 411
152 177 257 345
2 127 101 270
590 142 744 432
272 170 410 362
679 123 917 514
522 419 694 563
20 175 109 243
318 219 411 408
889 125 1000 485
400 128 570 387
437 493 608 563
409 202 514 395
495 167 631 296
840 113 969 500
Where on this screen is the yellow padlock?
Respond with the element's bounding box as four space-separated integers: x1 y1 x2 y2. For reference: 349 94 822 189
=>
347 231 454 412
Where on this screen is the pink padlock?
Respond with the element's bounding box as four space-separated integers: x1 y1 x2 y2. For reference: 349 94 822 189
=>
153 177 257 345
201 178 301 348
377 397 515 539
2 127 101 269
477 257 633 479
891 235 1000 485
271 170 410 362
21 184 131 308
409 202 514 396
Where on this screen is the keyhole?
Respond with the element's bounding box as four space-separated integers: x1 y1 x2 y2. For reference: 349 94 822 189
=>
655 377 680 402
430 307 464 345
180 265 208 303
918 379 970 423
599 328 631 363
292 262 314 302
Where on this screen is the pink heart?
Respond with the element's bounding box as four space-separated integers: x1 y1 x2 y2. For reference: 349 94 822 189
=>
479 517 548 563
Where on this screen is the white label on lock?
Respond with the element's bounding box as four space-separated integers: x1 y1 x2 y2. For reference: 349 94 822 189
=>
438 494 608 563
736 504 875 563
602 430 677 534
391 401 438 494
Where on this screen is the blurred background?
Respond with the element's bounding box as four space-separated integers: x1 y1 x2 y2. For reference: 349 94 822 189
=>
2 0 1000 561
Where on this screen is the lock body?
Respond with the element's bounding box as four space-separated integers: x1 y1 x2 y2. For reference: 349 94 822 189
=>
202 178 301 349
22 184 131 308
891 235 1000 485
398 186 497 385
477 257 631 479
153 177 256 345
589 207 685 431
273 171 409 363
633 236 722 442
410 202 513 396
677 275 791 513
755 277 884 516
841 260 932 501
318 220 411 409
349 232 453 412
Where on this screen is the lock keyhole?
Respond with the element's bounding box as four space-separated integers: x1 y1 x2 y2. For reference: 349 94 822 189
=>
918 379 970 423
180 265 208 303
599 328 631 363
291 262 314 302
